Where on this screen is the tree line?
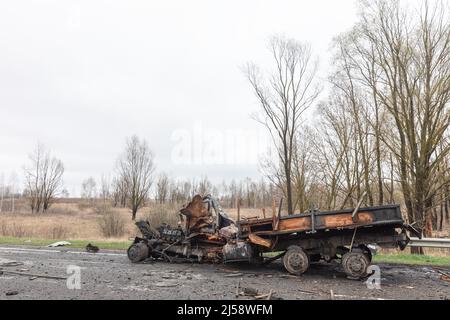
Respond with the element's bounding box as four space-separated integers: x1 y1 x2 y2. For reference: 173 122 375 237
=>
246 0 449 243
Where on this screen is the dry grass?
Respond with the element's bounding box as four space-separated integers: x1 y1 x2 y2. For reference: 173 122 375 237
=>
0 200 186 240
97 206 126 238
145 203 181 227
0 220 31 238
226 207 272 220
0 200 261 240
0 219 70 239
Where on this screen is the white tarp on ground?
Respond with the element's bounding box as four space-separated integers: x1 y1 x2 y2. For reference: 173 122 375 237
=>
47 241 71 247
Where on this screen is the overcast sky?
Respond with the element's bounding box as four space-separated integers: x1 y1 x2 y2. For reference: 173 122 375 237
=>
0 0 358 196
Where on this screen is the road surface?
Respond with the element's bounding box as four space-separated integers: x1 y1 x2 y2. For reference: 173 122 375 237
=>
0 245 448 300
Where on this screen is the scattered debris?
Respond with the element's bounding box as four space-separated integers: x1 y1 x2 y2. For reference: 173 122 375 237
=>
86 243 99 253
47 241 71 247
440 274 450 282
278 274 301 279
255 289 274 300
0 269 67 280
0 261 24 267
399 285 415 289
242 287 258 296
297 288 317 295
223 273 244 278
235 285 278 300
433 267 450 282
154 281 179 287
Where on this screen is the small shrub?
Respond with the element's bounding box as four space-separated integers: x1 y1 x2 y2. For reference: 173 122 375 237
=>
47 225 69 239
77 201 94 211
146 203 180 227
46 204 78 216
98 209 126 238
0 222 31 238
0 220 7 236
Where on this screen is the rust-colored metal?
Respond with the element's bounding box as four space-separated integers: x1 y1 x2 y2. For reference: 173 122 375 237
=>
277 212 373 232
248 233 272 248
180 194 214 234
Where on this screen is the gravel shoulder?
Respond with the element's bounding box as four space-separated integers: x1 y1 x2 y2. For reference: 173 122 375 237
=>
0 245 448 300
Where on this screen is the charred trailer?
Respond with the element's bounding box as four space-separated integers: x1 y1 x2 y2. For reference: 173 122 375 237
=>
238 204 420 278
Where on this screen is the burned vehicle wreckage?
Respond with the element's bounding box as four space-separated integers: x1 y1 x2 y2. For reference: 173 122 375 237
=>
127 194 420 279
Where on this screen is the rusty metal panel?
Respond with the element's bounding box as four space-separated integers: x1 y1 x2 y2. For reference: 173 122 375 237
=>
248 233 272 248
239 205 403 237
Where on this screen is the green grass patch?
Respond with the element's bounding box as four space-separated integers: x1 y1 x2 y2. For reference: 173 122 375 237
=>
0 236 131 250
373 253 450 266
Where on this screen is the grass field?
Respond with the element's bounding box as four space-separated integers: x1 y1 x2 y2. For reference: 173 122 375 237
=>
372 253 450 266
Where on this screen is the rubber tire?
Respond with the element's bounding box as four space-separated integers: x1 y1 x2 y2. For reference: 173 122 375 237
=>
283 246 310 275
358 245 373 263
127 242 149 263
342 251 370 279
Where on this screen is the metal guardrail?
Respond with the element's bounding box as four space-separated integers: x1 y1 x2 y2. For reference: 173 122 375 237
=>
408 237 450 248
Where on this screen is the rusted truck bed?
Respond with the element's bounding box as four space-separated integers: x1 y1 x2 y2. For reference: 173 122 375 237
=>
239 205 405 237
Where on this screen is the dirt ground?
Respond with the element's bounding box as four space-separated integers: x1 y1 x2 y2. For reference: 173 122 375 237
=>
0 245 448 300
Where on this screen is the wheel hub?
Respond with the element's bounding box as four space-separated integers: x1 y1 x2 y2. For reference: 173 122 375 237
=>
347 256 364 273
288 253 306 270
283 247 309 275
342 252 369 278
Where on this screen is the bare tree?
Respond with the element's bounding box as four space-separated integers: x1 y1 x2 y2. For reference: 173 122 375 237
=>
197 176 212 195
245 35 321 214
117 135 155 220
81 177 97 203
99 174 111 204
8 172 18 213
112 176 128 208
24 144 64 213
156 172 170 204
339 0 450 241
0 172 4 213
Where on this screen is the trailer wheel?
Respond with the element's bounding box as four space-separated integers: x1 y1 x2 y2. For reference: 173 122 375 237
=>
341 251 370 279
283 246 309 275
357 245 372 263
127 242 149 263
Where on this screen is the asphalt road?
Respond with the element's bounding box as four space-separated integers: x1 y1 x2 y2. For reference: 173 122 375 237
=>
0 245 448 300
